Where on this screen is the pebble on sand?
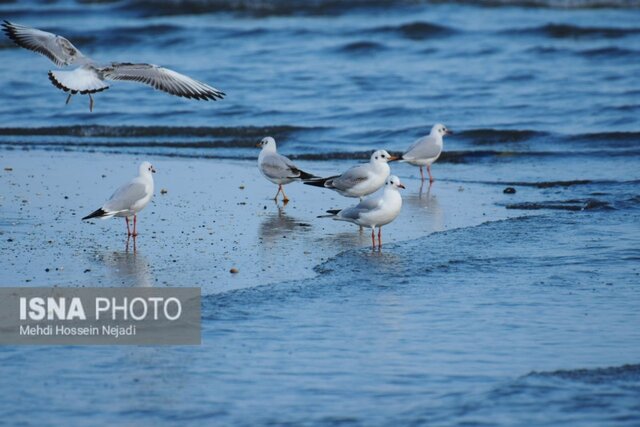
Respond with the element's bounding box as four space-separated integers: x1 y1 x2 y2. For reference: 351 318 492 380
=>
230 267 239 274
160 188 168 195
504 187 516 194
4 167 13 171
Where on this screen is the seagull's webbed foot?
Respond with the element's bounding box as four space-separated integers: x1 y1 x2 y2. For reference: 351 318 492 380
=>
280 185 290 203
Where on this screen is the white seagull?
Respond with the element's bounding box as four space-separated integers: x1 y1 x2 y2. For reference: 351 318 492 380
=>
401 123 452 183
320 175 405 248
257 136 317 203
82 161 156 237
304 150 398 199
2 21 225 111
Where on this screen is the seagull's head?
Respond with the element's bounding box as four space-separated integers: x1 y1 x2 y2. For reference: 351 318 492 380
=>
386 175 405 190
431 123 453 137
371 150 399 163
256 136 276 150
140 161 156 175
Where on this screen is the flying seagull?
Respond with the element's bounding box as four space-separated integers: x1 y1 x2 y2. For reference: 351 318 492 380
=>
257 136 316 203
401 123 452 183
320 175 405 248
82 161 156 237
304 150 398 199
2 21 225 111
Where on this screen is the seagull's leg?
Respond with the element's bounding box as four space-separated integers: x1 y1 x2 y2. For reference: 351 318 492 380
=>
359 197 364 231
133 214 138 237
371 228 376 248
420 166 425 182
65 94 73 105
427 165 434 183
89 94 94 112
274 185 282 201
378 227 382 248
281 185 290 203
125 217 131 236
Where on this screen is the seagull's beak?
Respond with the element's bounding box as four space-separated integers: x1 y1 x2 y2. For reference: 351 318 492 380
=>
398 183 406 189
445 129 454 135
151 166 156 173
387 155 400 162
255 141 262 148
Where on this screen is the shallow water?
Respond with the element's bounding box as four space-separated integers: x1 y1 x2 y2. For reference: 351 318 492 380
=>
0 0 639 425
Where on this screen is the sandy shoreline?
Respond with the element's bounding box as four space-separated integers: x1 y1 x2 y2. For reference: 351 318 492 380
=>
0 150 519 293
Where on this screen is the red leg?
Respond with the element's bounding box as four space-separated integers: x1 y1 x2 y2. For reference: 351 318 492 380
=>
378 227 382 247
132 215 138 237
274 185 281 201
125 217 131 236
428 165 434 183
280 185 290 203
420 166 425 182
371 228 376 248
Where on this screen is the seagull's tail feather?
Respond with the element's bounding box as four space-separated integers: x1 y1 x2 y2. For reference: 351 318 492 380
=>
303 175 337 188
49 70 110 95
82 208 114 220
317 209 341 218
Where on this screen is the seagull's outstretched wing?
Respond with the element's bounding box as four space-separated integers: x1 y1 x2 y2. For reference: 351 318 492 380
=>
102 63 225 100
2 20 85 67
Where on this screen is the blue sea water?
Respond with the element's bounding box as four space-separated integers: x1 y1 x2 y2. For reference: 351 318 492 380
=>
0 0 639 425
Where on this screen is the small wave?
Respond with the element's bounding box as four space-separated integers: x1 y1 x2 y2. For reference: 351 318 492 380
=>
506 199 612 211
508 23 640 39
369 21 455 40
444 0 640 8
114 0 640 17
528 364 640 384
337 41 387 54
500 180 593 188
289 150 526 163
0 125 314 138
458 128 547 143
115 0 445 17
579 46 639 58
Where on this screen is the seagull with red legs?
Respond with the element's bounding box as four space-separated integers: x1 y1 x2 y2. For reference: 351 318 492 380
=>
82 161 156 237
320 175 405 249
401 123 452 183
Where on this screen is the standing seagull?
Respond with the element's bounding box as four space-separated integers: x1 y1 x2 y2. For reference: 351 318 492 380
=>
320 175 405 248
401 123 452 183
2 21 225 111
257 137 316 203
305 150 398 199
82 161 156 237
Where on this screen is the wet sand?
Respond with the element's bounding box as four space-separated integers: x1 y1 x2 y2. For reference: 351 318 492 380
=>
0 150 519 293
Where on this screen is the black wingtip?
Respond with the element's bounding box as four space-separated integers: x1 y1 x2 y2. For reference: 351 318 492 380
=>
303 179 326 188
82 208 106 221
2 20 16 40
297 170 318 180
326 209 341 215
